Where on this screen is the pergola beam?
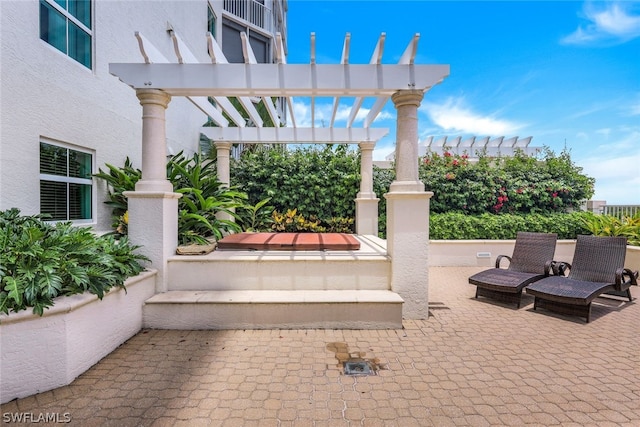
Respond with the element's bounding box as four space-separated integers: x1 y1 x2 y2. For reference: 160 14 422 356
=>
200 126 388 143
109 63 450 97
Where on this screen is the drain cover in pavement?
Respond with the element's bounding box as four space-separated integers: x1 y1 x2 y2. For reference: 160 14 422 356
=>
344 361 374 375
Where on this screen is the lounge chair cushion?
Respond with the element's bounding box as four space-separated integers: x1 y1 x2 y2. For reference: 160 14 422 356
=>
469 269 546 294
525 276 613 306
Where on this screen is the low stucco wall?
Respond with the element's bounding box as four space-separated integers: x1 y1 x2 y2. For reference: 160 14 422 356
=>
429 240 640 271
0 269 157 403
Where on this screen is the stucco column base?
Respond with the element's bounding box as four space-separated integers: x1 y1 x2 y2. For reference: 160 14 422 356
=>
385 191 433 319
135 179 173 192
389 180 425 193
124 191 182 293
355 197 380 236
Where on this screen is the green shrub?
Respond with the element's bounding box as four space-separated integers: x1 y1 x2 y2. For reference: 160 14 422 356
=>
0 209 149 316
429 212 592 240
231 144 360 220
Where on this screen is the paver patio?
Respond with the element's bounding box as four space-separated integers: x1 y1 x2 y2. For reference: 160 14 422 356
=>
2 266 639 426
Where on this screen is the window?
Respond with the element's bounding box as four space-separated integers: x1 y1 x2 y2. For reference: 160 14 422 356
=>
40 141 93 222
40 0 92 69
222 18 270 63
208 2 217 39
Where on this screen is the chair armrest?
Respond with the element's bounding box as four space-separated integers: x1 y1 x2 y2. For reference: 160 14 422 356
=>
495 255 511 268
615 268 639 291
549 261 571 276
544 260 555 276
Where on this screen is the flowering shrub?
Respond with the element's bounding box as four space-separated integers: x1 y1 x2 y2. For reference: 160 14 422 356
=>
419 148 594 214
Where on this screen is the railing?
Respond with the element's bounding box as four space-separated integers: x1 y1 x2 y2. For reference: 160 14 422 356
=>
602 205 640 218
223 0 273 33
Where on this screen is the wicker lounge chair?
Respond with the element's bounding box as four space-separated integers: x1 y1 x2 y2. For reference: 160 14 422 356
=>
468 232 558 308
525 235 638 323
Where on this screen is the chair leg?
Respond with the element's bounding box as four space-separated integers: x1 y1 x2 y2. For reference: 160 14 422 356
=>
533 297 538 311
586 303 591 323
626 288 632 302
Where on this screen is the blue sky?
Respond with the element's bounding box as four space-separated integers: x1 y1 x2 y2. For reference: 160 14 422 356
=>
285 1 640 204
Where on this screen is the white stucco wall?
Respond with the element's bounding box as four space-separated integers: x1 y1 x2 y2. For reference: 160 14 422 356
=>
0 0 211 231
0 269 157 404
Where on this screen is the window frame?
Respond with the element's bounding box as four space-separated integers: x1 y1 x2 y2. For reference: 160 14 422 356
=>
39 138 96 225
39 0 93 69
208 1 217 39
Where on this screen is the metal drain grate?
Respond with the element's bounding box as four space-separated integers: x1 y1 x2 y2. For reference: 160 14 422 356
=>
344 360 374 376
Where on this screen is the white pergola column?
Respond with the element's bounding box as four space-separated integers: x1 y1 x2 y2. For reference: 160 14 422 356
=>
390 90 424 192
125 89 181 293
386 89 432 319
135 89 173 192
355 141 379 236
214 141 232 186
214 140 234 222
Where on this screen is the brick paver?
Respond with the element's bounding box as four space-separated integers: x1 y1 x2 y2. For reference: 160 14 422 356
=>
2 267 639 426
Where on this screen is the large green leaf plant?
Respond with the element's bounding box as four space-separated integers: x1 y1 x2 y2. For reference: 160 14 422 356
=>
0 209 148 316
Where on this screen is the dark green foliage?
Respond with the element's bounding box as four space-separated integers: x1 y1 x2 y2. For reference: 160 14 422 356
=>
230 145 360 221
0 209 148 316
429 212 592 240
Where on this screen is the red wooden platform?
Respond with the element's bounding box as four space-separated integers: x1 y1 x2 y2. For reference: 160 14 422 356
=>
217 233 361 251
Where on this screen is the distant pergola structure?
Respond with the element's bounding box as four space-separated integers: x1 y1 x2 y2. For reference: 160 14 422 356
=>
109 31 450 318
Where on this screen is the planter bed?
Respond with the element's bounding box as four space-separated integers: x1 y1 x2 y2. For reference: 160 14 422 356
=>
0 269 157 403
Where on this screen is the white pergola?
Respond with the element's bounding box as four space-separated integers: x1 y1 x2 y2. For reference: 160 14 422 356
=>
109 32 450 319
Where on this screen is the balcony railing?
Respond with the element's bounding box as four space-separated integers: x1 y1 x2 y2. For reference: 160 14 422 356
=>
224 0 273 33
602 205 640 218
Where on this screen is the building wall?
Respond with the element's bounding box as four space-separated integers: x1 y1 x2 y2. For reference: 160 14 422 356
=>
0 0 213 232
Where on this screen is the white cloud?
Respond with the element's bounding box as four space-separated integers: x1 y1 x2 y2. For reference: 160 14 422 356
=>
580 154 640 203
562 2 640 45
575 128 640 203
421 97 524 136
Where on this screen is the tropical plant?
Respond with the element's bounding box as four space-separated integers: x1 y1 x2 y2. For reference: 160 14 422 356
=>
271 209 326 232
237 197 275 232
0 209 148 316
93 157 140 231
581 212 640 246
176 187 244 245
95 152 249 244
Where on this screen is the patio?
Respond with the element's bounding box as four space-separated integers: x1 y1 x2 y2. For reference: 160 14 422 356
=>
2 266 638 426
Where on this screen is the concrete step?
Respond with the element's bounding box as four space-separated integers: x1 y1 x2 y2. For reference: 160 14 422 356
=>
167 235 391 291
143 290 403 330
